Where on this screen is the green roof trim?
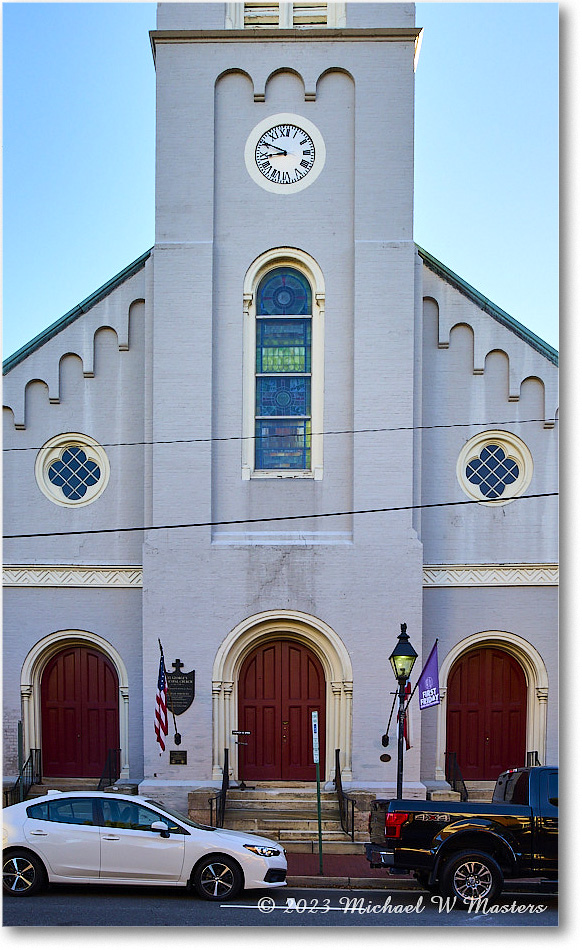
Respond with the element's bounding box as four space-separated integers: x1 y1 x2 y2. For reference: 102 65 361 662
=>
416 245 558 366
3 249 152 375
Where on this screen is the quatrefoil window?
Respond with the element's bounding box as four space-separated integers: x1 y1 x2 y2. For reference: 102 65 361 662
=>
456 431 533 506
465 444 520 500
35 434 110 507
48 446 102 500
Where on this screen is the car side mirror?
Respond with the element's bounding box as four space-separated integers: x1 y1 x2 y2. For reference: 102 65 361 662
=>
151 820 170 838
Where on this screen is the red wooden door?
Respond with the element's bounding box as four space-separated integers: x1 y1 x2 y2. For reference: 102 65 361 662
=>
41 646 119 778
238 640 326 781
446 647 526 780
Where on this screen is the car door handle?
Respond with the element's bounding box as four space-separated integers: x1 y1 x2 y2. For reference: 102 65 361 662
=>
102 834 121 840
29 830 48 836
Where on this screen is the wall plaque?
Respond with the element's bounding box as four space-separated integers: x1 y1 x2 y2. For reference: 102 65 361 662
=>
166 659 195 715
170 750 187 765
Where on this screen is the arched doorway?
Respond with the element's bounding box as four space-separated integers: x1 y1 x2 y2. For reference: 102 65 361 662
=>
446 646 527 780
41 645 120 778
238 639 325 781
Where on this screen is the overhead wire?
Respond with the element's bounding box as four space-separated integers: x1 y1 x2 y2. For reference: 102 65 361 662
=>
3 491 558 540
1 416 557 453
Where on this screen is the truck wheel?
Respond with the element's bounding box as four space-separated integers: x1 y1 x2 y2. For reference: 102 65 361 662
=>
441 850 503 904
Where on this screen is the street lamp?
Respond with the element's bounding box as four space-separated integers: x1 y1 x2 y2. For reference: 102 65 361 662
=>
389 623 418 799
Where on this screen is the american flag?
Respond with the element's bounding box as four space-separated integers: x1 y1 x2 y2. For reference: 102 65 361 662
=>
155 656 168 751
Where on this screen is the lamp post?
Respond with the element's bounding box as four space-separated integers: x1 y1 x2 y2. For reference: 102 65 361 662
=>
389 623 418 800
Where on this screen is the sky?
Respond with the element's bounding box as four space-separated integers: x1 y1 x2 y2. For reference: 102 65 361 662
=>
2 1 562 360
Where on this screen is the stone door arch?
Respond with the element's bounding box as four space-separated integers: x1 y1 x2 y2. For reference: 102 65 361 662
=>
435 631 549 782
21 630 130 779
212 610 353 783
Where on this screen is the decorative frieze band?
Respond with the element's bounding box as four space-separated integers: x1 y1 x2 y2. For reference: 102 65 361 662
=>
3 566 143 588
423 564 558 587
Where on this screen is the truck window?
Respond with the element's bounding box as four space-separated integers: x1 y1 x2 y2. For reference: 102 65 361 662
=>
503 770 530 805
546 771 558 810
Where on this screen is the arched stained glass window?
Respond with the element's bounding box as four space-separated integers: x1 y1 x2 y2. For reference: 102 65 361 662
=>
255 267 312 470
257 267 311 315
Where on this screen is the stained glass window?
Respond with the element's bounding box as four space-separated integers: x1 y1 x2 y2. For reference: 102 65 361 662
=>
48 446 102 500
255 268 312 469
465 443 520 500
258 268 311 315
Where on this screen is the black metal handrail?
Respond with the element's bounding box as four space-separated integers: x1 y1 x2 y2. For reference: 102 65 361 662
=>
209 748 229 827
445 751 468 801
334 748 355 841
527 750 541 767
3 749 42 807
96 748 121 790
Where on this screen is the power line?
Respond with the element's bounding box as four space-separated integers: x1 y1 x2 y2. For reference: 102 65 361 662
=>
2 416 556 453
3 491 558 540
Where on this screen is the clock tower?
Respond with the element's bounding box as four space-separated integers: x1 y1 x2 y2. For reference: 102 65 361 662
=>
145 2 425 791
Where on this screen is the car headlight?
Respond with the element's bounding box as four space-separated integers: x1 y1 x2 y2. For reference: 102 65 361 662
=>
243 844 281 857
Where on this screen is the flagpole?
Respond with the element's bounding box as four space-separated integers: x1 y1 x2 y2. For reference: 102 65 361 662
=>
158 639 181 745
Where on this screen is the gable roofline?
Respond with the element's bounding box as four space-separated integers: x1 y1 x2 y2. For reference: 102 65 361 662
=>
2 249 152 375
416 245 558 366
3 244 558 374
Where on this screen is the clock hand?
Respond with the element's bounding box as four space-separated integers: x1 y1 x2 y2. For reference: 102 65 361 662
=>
263 142 288 155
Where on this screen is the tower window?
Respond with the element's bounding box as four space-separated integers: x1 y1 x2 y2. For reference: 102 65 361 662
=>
255 268 312 470
226 3 346 29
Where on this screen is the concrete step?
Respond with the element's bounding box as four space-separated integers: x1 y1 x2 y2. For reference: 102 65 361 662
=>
226 798 340 814
27 779 99 798
464 780 496 802
224 815 344 832
277 840 368 855
227 788 338 801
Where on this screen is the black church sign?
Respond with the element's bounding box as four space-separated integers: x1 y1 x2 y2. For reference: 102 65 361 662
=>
166 659 195 715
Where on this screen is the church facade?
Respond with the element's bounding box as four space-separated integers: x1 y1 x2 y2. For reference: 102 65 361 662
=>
3 3 558 811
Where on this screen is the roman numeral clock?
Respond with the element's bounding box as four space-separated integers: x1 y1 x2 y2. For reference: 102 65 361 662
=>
244 113 325 194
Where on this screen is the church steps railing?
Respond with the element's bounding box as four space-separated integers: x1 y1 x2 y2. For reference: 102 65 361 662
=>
3 749 42 807
96 748 121 791
445 751 468 802
334 748 355 841
209 748 229 828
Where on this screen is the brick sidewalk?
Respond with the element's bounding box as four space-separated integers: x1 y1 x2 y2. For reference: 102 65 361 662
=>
286 852 395 880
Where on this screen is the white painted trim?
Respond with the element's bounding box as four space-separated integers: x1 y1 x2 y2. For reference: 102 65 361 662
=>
20 630 131 780
4 566 143 588
435 632 549 782
242 248 325 479
423 564 558 587
211 610 353 783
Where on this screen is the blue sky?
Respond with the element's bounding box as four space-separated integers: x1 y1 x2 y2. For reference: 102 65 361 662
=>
3 1 560 359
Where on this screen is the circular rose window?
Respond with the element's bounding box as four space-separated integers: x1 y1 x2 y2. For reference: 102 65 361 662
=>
456 430 533 506
35 433 110 507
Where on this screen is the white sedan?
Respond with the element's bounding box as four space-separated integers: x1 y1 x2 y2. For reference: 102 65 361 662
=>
3 790 287 900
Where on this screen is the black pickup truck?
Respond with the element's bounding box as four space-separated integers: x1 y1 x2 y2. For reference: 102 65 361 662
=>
365 766 558 903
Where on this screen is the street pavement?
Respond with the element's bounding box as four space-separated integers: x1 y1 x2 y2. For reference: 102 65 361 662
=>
3 883 558 928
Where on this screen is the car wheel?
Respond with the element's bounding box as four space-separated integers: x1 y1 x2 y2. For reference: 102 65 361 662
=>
441 850 503 904
192 854 243 901
3 851 46 897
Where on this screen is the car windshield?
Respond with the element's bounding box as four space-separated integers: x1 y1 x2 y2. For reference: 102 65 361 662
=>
145 800 213 830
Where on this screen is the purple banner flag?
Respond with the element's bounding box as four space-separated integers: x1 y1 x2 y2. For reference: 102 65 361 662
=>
418 641 440 709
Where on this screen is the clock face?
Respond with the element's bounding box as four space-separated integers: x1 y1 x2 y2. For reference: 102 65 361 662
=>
245 113 325 194
255 124 316 186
